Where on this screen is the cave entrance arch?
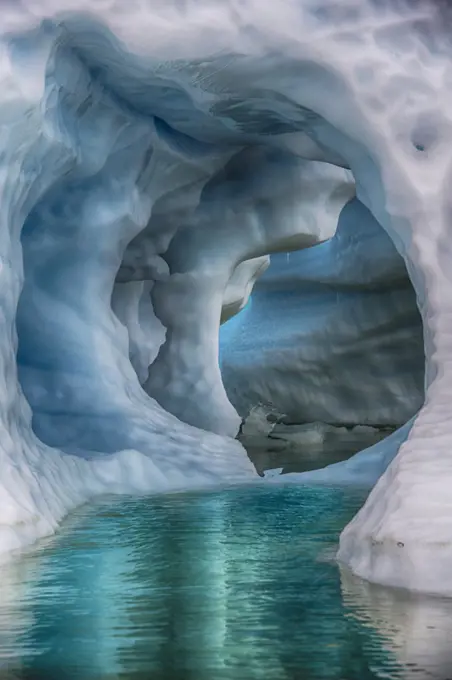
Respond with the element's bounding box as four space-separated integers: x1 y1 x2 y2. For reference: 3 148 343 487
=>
8 5 447 591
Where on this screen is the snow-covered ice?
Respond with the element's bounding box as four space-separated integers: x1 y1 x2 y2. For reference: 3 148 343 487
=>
0 0 451 596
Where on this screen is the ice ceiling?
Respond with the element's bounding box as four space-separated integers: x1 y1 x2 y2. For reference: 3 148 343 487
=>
0 0 451 595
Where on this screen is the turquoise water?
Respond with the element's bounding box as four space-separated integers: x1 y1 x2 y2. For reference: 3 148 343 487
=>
0 484 451 680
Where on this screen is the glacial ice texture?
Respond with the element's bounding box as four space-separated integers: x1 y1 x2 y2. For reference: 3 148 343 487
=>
0 0 451 596
221 198 425 428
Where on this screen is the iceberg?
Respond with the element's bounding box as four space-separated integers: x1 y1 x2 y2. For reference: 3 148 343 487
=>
0 0 451 596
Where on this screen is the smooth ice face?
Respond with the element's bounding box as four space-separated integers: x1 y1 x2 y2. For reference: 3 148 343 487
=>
1 0 452 595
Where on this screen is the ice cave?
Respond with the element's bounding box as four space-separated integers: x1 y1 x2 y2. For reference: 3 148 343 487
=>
1 0 452 677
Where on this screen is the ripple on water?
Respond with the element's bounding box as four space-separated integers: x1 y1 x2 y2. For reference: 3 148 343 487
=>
0 484 451 680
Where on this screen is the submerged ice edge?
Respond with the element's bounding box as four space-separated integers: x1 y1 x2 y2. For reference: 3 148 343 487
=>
0 0 450 595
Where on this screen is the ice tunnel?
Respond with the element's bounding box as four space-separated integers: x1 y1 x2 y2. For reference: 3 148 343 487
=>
1 0 452 596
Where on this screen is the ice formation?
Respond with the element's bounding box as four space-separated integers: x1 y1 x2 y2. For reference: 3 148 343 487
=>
221 197 425 427
0 0 451 596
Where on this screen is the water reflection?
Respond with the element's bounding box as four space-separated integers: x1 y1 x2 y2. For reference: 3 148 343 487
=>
0 486 450 679
341 568 452 680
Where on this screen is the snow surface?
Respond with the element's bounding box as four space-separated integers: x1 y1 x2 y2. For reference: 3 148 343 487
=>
0 0 451 595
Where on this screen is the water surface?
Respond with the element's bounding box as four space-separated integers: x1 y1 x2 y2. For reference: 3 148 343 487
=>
0 485 451 680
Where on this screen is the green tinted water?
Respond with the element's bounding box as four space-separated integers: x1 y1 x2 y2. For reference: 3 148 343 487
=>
0 485 451 680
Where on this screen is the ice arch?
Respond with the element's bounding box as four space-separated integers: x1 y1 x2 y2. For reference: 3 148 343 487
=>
0 0 451 595
135 151 351 435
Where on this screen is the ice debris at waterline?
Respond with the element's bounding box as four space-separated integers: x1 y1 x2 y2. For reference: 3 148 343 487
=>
0 0 449 596
238 406 396 477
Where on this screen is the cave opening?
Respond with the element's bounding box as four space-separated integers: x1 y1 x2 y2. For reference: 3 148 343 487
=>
219 202 425 477
0 13 424 512
4 0 452 616
10 26 426 487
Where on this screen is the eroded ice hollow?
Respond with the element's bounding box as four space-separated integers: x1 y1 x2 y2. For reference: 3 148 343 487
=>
1 0 452 596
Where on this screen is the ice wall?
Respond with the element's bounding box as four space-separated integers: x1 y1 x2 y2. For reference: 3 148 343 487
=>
221 197 425 427
0 0 451 595
0 16 258 558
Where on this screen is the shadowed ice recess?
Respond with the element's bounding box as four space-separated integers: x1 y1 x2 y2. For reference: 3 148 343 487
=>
2 0 452 607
